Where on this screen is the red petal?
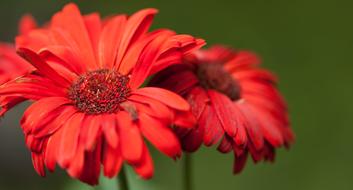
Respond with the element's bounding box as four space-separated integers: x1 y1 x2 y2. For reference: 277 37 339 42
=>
132 87 189 111
233 151 248 174
118 29 173 75
248 105 284 147
67 143 85 178
45 127 64 172
19 14 37 35
0 80 63 99
81 115 102 151
16 29 50 52
150 35 205 75
21 97 71 134
224 51 260 72
98 15 127 68
58 112 85 168
207 90 237 136
232 68 277 83
102 114 119 148
102 142 123 178
139 113 181 158
78 139 102 185
51 3 97 70
33 105 77 138
83 13 101 57
39 46 84 74
187 87 209 120
132 143 154 179
129 32 172 89
17 48 71 86
32 152 46 177
25 134 44 153
180 126 204 152
116 111 143 164
217 135 233 153
129 97 172 124
231 104 248 146
115 8 157 67
248 140 264 162
200 105 224 146
156 69 199 95
237 102 264 150
0 96 25 116
174 110 196 128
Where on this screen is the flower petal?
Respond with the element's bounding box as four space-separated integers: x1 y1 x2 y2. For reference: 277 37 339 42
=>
233 151 248 174
174 110 196 128
78 139 102 185
180 126 204 152
21 97 71 134
102 114 119 148
32 152 46 177
237 102 264 150
39 46 85 74
33 105 77 138
187 87 209 120
200 105 224 146
51 3 97 70
128 95 173 123
217 135 233 153
117 29 173 75
207 90 238 136
67 143 85 178
19 14 37 35
102 142 123 178
83 13 101 57
98 15 127 68
58 112 85 168
132 143 154 179
81 115 102 151
17 48 71 86
139 113 181 158
129 32 172 89
115 8 158 67
116 111 143 164
45 127 63 172
132 87 189 111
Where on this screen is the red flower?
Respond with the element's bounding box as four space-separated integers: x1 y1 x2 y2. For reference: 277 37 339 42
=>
0 15 36 115
151 45 294 173
0 3 204 185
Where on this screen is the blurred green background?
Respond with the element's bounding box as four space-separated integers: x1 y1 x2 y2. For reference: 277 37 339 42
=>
1 0 352 190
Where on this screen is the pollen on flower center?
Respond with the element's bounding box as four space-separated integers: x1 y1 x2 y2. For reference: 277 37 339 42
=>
196 63 241 100
68 69 131 114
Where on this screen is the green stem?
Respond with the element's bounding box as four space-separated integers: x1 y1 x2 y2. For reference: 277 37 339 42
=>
118 166 129 190
183 153 192 190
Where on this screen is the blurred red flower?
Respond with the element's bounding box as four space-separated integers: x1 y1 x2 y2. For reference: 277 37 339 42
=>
0 15 36 115
152 45 294 173
0 3 204 185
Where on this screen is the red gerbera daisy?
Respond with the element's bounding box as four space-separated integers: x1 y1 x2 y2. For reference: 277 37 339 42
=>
0 3 205 185
151 45 294 173
0 15 36 115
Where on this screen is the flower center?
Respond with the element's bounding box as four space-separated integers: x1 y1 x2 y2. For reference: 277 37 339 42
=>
68 69 131 114
196 63 241 100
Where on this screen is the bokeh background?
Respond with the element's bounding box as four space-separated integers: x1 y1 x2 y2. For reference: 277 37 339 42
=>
1 0 352 190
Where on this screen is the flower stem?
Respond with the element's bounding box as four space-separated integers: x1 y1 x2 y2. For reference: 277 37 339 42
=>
183 153 193 190
118 166 129 190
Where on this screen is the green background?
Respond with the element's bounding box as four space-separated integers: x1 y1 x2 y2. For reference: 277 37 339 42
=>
1 0 352 190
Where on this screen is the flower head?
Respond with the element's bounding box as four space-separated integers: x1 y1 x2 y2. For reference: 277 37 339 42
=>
151 45 294 173
0 3 204 185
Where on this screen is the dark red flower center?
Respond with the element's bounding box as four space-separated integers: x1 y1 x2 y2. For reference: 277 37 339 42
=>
68 69 131 114
196 63 241 100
